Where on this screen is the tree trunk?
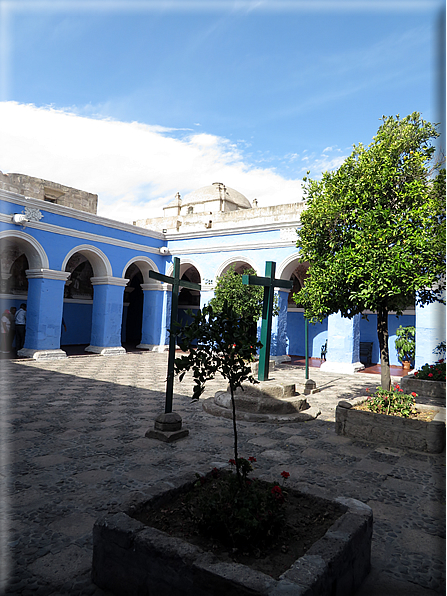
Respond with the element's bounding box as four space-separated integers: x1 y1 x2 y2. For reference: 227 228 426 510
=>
229 382 242 487
377 306 391 390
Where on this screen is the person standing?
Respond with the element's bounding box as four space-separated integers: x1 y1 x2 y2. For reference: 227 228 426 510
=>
8 306 16 354
15 303 26 351
1 309 10 354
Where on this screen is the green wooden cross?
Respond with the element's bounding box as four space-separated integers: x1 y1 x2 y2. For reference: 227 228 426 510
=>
242 261 293 381
149 257 201 413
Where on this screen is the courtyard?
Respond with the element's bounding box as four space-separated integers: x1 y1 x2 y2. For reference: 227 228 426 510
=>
1 352 445 595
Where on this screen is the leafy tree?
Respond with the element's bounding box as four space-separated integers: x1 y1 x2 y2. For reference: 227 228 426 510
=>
294 113 445 390
174 301 261 484
209 265 264 326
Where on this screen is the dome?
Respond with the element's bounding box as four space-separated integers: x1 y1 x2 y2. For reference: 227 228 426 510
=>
183 182 251 211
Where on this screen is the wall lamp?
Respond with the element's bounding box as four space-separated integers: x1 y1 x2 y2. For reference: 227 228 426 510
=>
12 213 29 225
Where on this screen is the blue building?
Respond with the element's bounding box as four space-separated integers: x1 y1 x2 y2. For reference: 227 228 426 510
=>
0 176 444 371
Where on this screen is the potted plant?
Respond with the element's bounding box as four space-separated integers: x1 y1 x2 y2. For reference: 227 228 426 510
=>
395 325 415 369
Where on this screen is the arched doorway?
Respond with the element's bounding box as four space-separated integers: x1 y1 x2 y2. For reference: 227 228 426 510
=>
278 256 327 361
123 263 144 347
177 263 201 327
63 253 94 347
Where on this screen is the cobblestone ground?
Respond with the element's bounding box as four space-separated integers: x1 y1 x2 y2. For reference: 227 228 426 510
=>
0 352 445 596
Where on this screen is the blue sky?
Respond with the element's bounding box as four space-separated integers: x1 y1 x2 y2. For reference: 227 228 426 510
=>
0 0 444 223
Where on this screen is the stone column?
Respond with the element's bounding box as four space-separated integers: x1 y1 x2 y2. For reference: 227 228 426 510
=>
137 281 169 352
320 312 364 373
270 289 291 363
86 276 128 355
19 269 70 360
415 293 446 369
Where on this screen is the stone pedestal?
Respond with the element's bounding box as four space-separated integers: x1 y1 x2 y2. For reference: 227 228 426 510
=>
145 412 189 443
85 345 126 356
17 348 67 360
297 378 319 395
203 380 321 422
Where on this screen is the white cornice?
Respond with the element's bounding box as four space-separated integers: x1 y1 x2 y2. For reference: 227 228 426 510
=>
0 212 162 255
26 269 71 281
164 219 301 240
91 276 129 287
140 281 167 291
0 210 299 256
0 188 165 240
168 238 298 256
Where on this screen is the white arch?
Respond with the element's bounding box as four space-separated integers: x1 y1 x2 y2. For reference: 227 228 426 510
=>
122 256 159 284
215 255 259 280
166 258 203 282
277 252 307 281
0 229 49 269
61 244 112 277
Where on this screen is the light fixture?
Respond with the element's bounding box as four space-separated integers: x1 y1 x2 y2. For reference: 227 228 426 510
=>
12 213 28 225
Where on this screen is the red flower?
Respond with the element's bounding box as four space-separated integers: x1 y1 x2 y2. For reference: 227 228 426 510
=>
365 388 369 392
229 459 236 465
414 371 418 376
428 373 433 378
411 392 417 398
395 384 400 390
248 457 256 463
271 485 284 502
439 358 445 363
281 471 290 479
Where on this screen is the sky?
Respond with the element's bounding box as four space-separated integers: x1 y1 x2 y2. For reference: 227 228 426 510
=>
0 0 444 224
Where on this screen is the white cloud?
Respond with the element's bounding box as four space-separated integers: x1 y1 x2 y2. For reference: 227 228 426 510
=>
0 102 304 223
299 150 348 177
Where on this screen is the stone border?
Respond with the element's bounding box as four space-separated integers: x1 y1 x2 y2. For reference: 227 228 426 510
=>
92 476 373 596
202 392 321 423
335 397 446 453
400 375 446 399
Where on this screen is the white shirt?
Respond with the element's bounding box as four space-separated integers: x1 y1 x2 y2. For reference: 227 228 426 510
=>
15 309 26 325
1 314 10 333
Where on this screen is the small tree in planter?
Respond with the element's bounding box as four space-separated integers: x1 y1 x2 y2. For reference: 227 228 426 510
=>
174 300 261 483
173 301 294 551
395 325 415 367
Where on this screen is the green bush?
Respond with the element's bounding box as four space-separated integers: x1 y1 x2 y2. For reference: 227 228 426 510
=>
365 383 417 417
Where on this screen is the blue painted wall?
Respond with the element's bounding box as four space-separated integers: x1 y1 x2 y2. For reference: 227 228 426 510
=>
286 310 328 357
61 302 93 345
360 313 416 366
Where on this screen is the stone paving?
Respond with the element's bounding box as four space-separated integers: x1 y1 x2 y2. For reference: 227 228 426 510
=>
0 352 445 596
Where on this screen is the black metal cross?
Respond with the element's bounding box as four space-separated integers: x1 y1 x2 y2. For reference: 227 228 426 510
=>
149 257 201 413
242 261 293 381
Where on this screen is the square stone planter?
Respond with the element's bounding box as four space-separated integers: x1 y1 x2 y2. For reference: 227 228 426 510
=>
336 398 446 453
92 475 373 596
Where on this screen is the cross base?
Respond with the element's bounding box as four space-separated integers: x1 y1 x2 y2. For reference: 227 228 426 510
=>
145 428 189 442
145 412 189 443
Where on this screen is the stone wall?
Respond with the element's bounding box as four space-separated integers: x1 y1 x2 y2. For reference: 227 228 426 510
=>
0 171 98 214
134 202 306 234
